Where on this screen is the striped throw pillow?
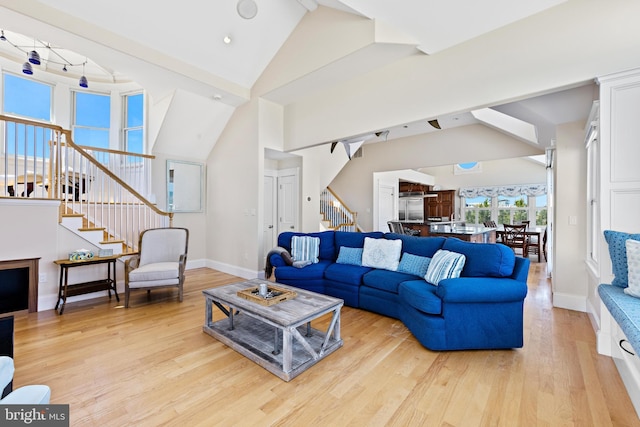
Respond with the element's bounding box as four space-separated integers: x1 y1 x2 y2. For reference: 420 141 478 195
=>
291 236 320 263
424 249 466 286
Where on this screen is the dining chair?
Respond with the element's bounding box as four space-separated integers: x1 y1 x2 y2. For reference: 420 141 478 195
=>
124 227 189 307
502 224 528 257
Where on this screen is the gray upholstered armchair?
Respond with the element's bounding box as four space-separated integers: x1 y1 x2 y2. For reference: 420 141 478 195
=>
124 227 189 308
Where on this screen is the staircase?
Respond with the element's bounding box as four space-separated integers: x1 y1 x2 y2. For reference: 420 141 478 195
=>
0 114 172 254
320 187 359 232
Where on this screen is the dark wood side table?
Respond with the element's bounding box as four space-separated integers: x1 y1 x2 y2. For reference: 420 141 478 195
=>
53 255 121 314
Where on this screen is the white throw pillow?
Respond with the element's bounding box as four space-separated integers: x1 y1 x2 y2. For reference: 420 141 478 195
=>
625 239 640 298
361 237 402 271
424 249 466 286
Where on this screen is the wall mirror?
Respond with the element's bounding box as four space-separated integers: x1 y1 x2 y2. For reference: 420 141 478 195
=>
166 160 205 212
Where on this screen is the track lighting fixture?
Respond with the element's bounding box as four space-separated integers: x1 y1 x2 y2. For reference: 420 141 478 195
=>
22 60 33 75
79 62 88 88
1 29 90 87
28 49 40 65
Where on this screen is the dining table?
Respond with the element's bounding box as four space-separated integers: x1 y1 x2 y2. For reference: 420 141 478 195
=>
495 225 546 262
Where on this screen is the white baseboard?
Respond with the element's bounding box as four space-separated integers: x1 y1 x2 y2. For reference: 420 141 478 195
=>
552 292 587 312
186 258 207 270
205 259 260 280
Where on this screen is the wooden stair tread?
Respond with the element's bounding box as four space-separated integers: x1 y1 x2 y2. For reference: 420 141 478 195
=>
78 227 105 232
61 213 84 218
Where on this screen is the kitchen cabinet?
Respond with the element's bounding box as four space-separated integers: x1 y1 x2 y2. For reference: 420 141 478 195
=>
425 190 455 219
399 182 431 193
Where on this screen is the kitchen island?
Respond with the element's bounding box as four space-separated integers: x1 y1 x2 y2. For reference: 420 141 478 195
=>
427 223 497 243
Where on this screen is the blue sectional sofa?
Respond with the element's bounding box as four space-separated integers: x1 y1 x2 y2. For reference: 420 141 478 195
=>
268 231 530 351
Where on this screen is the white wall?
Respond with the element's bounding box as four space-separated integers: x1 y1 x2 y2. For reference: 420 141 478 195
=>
552 121 587 311
0 200 60 310
206 99 261 277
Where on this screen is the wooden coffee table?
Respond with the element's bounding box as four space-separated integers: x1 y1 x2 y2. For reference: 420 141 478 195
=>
203 279 343 381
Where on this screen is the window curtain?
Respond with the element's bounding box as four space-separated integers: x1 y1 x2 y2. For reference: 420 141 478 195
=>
459 183 546 199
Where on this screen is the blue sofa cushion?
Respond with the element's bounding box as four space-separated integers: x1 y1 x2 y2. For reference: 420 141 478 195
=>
399 280 442 315
277 231 336 261
336 246 363 266
442 238 515 277
324 263 373 286
397 253 431 277
384 233 445 257
273 260 332 281
362 269 418 293
604 230 640 288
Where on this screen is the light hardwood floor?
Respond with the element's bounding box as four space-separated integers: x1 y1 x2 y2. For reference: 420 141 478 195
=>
7 263 640 426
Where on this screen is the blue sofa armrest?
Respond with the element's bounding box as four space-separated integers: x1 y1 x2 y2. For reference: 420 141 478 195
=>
269 252 288 268
511 256 530 282
436 277 528 303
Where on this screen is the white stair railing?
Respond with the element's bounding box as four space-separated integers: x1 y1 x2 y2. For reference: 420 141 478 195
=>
80 146 153 200
0 114 172 252
320 187 359 232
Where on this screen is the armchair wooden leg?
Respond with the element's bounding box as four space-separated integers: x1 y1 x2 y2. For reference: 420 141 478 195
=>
125 286 130 308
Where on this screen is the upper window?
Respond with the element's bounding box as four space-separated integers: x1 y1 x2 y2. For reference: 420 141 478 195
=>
72 91 110 149
123 93 143 154
3 74 51 121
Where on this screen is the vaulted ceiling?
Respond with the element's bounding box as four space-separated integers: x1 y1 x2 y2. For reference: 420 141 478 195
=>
0 0 601 154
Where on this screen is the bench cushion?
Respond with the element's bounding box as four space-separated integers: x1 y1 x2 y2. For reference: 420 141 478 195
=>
599 283 640 354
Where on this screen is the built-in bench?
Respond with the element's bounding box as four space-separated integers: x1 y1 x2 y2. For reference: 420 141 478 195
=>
598 284 640 417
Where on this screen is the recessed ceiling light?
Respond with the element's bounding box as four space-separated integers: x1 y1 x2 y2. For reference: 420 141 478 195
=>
223 35 232 44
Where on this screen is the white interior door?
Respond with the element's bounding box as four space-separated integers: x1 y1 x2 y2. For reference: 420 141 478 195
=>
378 184 395 232
278 171 298 234
263 173 277 260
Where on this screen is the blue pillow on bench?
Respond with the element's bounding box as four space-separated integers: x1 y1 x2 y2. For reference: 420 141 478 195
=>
604 230 640 288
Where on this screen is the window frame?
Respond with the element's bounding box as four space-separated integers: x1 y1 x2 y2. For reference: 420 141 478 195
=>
462 193 547 227
2 72 53 124
122 91 145 154
71 89 111 150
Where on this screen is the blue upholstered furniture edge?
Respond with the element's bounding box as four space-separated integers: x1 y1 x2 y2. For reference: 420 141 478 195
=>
269 230 530 351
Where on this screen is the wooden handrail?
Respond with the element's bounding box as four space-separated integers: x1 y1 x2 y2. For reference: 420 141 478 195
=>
0 114 65 131
58 129 171 220
326 186 357 218
76 144 156 159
